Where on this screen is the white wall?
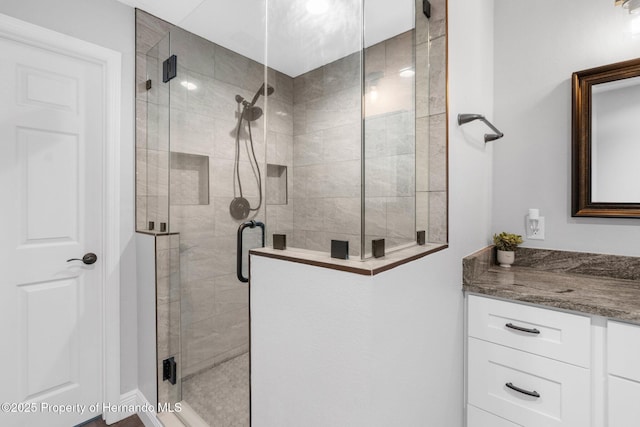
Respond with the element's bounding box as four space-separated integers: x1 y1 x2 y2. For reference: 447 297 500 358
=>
0 0 138 394
251 259 375 426
249 252 465 426
449 0 495 254
434 0 496 423
493 0 640 256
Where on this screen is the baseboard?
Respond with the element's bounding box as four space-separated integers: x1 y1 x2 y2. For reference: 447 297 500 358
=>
101 389 162 426
169 401 207 427
134 390 164 427
102 389 138 424
106 389 191 427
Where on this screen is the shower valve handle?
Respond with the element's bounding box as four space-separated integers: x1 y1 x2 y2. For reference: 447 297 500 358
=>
67 252 98 265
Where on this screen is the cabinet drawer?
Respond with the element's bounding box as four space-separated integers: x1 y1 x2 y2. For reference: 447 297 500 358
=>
468 338 590 427
467 405 521 427
468 295 591 367
609 375 640 427
608 321 640 381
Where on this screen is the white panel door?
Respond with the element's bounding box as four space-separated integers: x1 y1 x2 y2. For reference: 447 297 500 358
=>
0 28 104 427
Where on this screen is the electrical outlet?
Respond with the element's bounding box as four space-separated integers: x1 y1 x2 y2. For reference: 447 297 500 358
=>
526 216 545 240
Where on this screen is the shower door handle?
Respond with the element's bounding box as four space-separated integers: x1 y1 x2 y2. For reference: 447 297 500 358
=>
237 220 265 283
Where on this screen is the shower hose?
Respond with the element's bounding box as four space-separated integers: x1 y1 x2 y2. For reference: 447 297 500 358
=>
231 104 262 219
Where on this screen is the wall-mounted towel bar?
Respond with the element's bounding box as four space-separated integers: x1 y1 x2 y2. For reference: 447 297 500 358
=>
457 114 504 143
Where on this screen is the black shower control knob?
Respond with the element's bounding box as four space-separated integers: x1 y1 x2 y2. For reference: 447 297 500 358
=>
66 252 98 265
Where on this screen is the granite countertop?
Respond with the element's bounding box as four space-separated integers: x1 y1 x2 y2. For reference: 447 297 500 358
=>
463 246 640 323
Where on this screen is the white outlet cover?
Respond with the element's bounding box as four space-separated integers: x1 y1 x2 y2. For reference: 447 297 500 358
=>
525 216 545 240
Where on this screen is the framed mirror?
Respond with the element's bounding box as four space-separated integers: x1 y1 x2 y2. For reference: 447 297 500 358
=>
572 58 640 218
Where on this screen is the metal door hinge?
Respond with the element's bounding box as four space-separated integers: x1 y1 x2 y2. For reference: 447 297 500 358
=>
423 0 431 19
162 357 177 385
163 55 177 83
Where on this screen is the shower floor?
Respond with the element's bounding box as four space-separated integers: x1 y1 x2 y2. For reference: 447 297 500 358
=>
182 353 250 427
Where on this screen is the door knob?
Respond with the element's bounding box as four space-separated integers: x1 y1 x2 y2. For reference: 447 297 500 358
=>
67 253 98 265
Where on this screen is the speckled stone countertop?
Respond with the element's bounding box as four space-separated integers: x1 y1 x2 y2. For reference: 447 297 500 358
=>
463 246 640 323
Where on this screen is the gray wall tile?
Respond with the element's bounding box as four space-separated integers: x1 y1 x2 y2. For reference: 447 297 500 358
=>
428 191 447 243
429 36 446 115
416 116 430 192
429 113 447 192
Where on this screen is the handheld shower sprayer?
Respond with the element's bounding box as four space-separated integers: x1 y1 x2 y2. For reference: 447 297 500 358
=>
230 83 276 220
234 84 275 122
248 83 275 107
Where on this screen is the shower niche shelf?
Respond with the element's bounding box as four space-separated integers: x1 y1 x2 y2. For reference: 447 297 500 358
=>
169 152 209 206
266 163 288 205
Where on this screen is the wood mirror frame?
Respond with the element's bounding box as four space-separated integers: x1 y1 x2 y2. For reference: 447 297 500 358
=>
572 57 640 218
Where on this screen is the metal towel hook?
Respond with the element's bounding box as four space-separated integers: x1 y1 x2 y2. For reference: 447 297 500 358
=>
457 113 504 143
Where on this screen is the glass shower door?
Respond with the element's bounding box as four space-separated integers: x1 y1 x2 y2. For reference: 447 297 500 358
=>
164 21 266 426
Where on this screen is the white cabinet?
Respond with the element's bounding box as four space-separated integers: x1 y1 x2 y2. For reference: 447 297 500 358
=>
467 404 521 427
608 376 640 427
468 338 590 427
466 295 591 427
467 296 640 427
607 320 640 427
468 294 591 367
608 320 640 381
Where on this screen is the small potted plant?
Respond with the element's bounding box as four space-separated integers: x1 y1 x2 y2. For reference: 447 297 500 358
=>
493 232 523 268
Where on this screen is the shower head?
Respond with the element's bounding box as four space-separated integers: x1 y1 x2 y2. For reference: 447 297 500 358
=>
243 106 263 121
249 83 275 107
233 84 274 123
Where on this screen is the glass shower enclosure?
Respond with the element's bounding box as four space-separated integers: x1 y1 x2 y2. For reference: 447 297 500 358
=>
136 0 433 424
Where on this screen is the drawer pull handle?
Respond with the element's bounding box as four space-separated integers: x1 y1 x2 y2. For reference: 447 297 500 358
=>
506 382 540 398
505 322 540 334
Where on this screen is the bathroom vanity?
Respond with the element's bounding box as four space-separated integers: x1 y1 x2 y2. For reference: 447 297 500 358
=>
463 246 640 427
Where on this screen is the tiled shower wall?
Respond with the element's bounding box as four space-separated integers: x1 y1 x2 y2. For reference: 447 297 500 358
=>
282 0 448 251
288 30 419 257
264 69 295 247
364 31 416 254
290 52 362 256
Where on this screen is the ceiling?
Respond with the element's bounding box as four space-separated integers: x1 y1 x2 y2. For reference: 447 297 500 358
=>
117 0 414 77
